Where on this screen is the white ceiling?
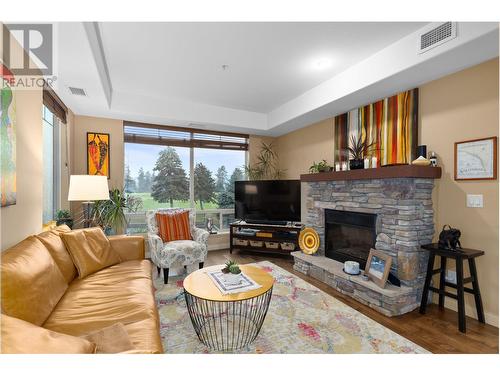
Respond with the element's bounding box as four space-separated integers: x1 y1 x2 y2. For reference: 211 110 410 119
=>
53 22 499 136
99 22 426 113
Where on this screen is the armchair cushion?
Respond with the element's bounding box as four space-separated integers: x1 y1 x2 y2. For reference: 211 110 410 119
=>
154 240 206 268
61 227 121 279
155 210 192 242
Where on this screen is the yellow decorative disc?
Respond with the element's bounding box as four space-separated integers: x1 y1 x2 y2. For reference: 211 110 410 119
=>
298 227 320 255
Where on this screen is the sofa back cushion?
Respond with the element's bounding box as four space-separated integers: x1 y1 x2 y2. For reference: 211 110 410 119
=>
61 227 121 279
1 314 96 354
36 225 77 283
1 236 68 326
155 210 192 243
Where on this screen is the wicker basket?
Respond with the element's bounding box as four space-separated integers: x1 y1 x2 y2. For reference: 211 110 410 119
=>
264 241 280 249
280 242 296 251
249 240 263 248
233 238 249 246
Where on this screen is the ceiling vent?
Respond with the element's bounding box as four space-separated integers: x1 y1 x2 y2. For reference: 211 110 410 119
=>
418 22 457 54
68 87 87 96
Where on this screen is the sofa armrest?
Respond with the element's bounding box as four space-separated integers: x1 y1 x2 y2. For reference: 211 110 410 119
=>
108 235 145 261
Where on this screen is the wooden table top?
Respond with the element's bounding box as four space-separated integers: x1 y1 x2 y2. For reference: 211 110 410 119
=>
421 243 485 258
183 264 274 302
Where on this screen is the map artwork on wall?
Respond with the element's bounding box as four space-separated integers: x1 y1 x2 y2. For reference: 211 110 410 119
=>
334 88 418 166
1 65 17 207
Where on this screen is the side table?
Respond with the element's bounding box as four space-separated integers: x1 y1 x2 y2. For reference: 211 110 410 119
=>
419 243 485 333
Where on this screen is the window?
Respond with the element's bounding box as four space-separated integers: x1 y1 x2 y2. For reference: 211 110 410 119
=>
42 105 60 223
123 122 248 233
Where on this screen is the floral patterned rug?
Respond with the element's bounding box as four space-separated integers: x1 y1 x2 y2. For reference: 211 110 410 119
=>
154 261 429 354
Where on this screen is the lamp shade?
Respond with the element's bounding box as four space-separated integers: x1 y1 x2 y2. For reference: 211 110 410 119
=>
68 175 110 201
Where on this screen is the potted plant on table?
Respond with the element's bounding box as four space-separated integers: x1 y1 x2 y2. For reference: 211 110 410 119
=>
221 260 242 284
346 134 376 170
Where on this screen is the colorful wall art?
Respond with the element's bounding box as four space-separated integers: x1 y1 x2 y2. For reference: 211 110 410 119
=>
1 66 17 207
334 88 418 166
87 132 110 178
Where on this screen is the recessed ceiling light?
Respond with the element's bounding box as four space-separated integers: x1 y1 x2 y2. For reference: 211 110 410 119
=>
314 58 332 70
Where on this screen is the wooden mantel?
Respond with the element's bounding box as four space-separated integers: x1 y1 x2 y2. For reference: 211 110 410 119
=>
300 165 442 182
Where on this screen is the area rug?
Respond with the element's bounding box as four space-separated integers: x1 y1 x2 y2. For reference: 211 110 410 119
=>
153 261 429 354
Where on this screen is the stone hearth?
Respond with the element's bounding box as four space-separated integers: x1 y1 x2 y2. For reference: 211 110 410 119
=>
292 176 437 316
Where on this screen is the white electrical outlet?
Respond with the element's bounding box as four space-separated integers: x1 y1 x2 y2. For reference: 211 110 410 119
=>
467 194 484 208
446 270 457 284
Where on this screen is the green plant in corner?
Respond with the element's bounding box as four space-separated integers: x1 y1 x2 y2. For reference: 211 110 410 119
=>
244 141 285 180
90 188 143 234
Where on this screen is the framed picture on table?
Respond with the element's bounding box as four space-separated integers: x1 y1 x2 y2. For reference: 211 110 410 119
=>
87 132 110 179
455 136 497 181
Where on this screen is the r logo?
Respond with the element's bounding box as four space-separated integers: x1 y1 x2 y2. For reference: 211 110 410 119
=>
2 24 53 76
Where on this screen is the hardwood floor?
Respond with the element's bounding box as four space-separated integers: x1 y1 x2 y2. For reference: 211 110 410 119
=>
205 249 499 354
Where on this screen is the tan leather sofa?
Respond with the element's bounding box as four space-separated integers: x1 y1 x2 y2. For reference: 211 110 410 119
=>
1 226 163 354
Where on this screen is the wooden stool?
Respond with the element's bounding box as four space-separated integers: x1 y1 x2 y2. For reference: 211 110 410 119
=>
419 244 485 333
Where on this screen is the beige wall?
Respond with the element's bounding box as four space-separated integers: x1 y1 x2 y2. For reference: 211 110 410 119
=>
274 59 499 326
275 118 335 179
420 58 499 326
71 115 124 188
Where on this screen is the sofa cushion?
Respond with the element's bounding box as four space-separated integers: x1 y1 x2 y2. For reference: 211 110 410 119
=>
61 227 121 279
1 314 96 354
1 236 68 326
43 260 163 353
36 226 77 283
155 210 192 242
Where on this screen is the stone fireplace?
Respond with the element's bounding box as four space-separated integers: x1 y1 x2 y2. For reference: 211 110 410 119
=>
292 166 441 316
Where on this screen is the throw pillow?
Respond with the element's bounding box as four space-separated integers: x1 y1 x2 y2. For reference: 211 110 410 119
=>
61 227 121 279
155 210 192 242
1 314 96 354
82 322 134 353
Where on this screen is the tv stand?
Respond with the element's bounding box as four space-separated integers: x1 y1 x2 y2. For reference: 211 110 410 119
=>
229 221 303 255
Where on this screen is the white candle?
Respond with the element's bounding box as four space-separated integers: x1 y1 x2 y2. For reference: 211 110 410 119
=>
364 158 370 169
335 162 340 172
371 156 378 168
341 161 348 171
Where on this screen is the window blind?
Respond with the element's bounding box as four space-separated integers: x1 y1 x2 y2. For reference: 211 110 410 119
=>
123 121 249 151
43 83 68 124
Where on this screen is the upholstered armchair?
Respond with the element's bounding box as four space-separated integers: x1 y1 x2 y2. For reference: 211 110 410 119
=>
146 208 209 284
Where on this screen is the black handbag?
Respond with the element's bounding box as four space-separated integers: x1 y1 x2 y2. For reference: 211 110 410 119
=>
438 225 462 250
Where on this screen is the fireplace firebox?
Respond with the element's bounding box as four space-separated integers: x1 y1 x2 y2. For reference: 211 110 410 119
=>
325 209 377 269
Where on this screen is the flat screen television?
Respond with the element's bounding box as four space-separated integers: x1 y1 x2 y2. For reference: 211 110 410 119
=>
234 180 301 224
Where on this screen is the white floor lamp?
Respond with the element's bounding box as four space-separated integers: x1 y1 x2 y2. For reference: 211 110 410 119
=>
68 175 110 228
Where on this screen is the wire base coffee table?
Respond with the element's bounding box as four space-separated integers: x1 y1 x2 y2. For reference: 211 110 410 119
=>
183 265 274 351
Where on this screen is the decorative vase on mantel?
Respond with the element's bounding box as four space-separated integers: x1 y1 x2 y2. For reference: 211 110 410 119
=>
349 159 364 170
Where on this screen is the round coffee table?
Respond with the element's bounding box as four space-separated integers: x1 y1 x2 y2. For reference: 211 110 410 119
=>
183 264 274 351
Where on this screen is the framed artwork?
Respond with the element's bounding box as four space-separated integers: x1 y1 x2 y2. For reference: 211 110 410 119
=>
334 88 418 166
87 132 110 178
455 137 497 181
364 249 392 289
1 67 17 207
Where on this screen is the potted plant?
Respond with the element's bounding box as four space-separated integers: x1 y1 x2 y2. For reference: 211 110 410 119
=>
56 209 73 228
90 188 143 235
346 134 376 170
309 160 332 173
221 260 242 284
244 141 286 180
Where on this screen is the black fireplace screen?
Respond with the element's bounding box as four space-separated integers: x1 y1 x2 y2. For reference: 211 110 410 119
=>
325 209 377 268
